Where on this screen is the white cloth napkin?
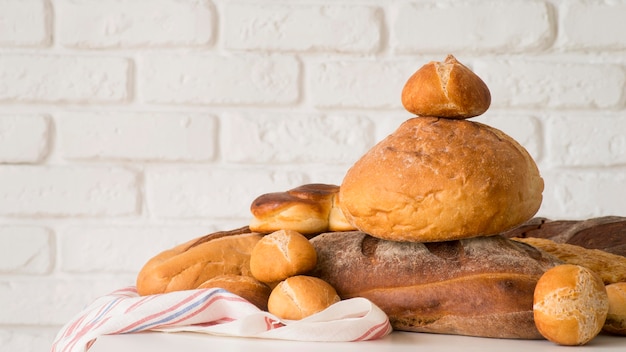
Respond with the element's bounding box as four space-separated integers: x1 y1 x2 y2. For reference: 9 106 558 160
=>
51 286 392 352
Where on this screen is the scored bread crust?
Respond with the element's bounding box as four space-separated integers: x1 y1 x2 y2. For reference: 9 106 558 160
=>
310 231 562 339
339 117 544 242
401 54 491 119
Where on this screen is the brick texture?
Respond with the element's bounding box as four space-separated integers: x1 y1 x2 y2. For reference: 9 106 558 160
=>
0 54 130 103
0 166 138 216
57 0 214 48
139 54 300 105
0 0 49 47
392 0 553 54
0 1 625 349
57 112 217 161
0 114 49 163
223 3 382 53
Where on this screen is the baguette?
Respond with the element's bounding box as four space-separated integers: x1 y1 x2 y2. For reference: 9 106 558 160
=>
136 227 262 296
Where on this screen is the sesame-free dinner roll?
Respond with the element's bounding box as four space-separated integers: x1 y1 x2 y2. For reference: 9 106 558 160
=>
250 229 317 284
533 264 609 346
267 276 340 320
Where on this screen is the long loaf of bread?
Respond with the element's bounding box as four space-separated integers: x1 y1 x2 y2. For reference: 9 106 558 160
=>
310 231 562 339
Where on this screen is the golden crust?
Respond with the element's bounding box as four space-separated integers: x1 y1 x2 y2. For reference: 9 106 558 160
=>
533 264 609 345
249 184 356 235
267 275 340 320
136 227 262 296
197 274 271 311
401 55 491 119
250 229 317 283
340 117 544 242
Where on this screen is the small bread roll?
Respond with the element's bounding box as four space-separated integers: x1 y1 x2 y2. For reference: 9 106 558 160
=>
533 264 609 345
197 274 271 311
250 229 317 284
603 282 626 335
268 276 340 320
401 54 491 119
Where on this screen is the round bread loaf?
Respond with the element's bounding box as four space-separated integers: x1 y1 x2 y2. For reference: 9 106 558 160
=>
197 274 271 311
250 229 317 284
603 282 626 335
401 55 491 119
339 117 544 242
267 275 340 320
533 264 609 346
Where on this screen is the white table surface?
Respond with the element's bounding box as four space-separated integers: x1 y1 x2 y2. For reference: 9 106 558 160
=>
90 331 625 352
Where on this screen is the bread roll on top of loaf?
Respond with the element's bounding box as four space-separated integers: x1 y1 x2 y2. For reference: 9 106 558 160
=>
339 117 544 242
401 55 491 119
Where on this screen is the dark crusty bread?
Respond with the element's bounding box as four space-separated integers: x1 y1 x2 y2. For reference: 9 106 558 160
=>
310 231 562 339
502 216 626 257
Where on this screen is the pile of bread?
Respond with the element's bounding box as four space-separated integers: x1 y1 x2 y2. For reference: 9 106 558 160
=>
136 55 626 346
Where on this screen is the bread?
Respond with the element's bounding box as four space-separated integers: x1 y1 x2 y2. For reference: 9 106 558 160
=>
604 282 626 335
136 227 262 296
267 275 340 320
339 117 544 242
249 184 356 236
533 264 609 346
310 231 562 339
401 55 491 119
250 229 317 284
503 216 626 257
513 237 626 284
197 274 271 311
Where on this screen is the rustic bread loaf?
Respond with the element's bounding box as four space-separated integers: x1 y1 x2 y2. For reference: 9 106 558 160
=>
339 117 544 242
401 54 491 119
310 231 562 339
136 227 262 296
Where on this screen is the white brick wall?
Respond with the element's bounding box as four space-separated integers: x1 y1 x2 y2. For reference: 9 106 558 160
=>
0 0 625 350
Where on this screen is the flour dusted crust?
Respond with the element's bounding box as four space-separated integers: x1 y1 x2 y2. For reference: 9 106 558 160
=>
310 231 562 339
339 117 544 242
533 264 609 345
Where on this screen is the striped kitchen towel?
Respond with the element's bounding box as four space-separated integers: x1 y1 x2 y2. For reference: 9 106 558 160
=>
51 286 392 352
